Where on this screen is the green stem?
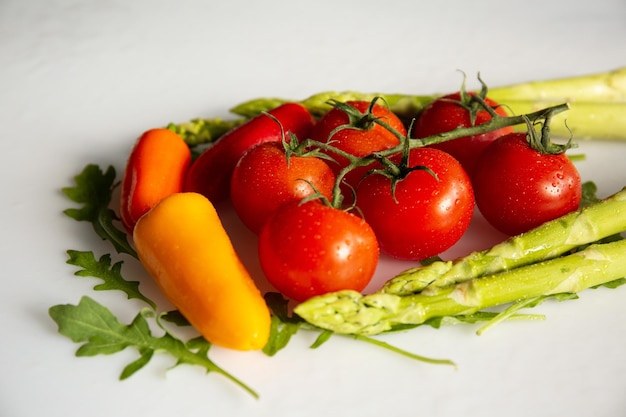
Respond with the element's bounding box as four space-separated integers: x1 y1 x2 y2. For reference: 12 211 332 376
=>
350 334 456 367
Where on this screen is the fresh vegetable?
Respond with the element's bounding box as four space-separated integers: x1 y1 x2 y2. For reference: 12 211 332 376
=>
49 296 259 397
258 200 379 302
55 165 261 396
382 184 626 295
294 186 626 334
308 100 406 199
167 117 244 146
230 141 336 234
183 102 314 203
133 192 271 351
62 164 136 257
119 128 191 233
294 237 626 336
66 249 156 308
487 67 626 139
51 69 626 398
356 147 474 261
412 91 512 175
472 127 582 235
57 165 446 398
231 67 626 140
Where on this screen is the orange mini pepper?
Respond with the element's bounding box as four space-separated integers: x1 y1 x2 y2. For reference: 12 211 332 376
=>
133 192 271 351
119 128 191 234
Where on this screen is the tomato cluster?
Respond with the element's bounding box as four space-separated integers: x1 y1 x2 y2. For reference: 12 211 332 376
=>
125 92 582 303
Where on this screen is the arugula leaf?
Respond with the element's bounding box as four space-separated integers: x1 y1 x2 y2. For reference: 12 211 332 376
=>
263 293 302 356
580 181 600 207
62 164 136 258
351 334 456 368
309 330 333 349
66 249 156 309
160 310 190 326
49 296 258 398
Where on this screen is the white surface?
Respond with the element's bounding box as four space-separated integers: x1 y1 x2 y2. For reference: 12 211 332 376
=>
2 1 626 416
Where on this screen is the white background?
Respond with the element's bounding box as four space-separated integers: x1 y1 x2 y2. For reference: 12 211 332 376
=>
2 1 626 416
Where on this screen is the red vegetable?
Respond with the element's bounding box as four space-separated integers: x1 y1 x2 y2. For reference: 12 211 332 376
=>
412 92 512 175
472 132 582 235
356 147 474 261
230 141 336 234
258 201 379 302
184 103 315 202
119 128 191 234
309 100 406 200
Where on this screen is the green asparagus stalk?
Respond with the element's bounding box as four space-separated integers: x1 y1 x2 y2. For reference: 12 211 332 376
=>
229 67 626 140
487 67 626 103
166 118 245 146
487 101 626 140
382 187 626 296
294 238 626 336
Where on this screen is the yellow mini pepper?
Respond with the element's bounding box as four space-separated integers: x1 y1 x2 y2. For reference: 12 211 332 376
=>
133 192 271 351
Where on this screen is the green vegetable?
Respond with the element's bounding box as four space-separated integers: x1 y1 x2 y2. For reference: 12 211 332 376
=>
229 67 626 140
62 164 136 258
382 185 626 296
49 296 258 398
294 238 626 336
51 163 457 399
166 118 244 146
66 250 156 309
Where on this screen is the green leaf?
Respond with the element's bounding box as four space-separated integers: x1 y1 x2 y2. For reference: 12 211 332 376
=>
49 297 258 398
309 330 333 348
160 310 190 326
120 348 154 380
62 164 117 220
580 181 600 207
66 250 156 309
476 293 578 335
592 277 626 289
263 314 302 356
262 293 302 356
62 164 136 258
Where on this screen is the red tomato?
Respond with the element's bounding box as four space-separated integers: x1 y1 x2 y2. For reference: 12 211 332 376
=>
412 92 512 175
356 148 474 261
258 201 379 302
230 142 336 234
472 132 582 236
184 103 314 203
309 100 406 200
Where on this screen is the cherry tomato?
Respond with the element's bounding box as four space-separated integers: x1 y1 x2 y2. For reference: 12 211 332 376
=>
356 148 474 261
472 132 582 236
309 100 406 200
230 142 336 234
412 92 512 175
258 201 379 302
184 103 314 203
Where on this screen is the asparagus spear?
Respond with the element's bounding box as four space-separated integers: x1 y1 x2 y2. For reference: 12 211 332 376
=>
229 67 626 140
487 67 626 103
166 118 245 146
382 187 626 296
293 238 626 336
